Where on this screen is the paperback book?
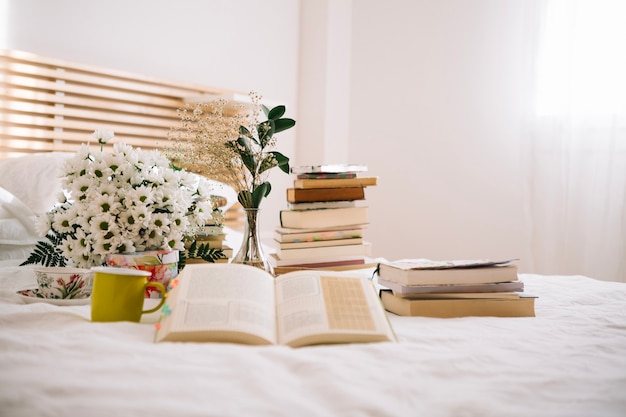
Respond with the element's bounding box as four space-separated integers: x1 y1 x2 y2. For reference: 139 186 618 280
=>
275 241 372 260
377 259 519 286
279 206 368 229
274 226 366 243
379 289 536 318
275 237 364 250
376 277 525 295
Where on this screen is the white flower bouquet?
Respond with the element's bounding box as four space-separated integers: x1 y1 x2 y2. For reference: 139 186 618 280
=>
26 132 215 268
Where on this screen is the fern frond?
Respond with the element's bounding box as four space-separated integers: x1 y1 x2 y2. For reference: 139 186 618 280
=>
20 232 67 267
179 241 225 270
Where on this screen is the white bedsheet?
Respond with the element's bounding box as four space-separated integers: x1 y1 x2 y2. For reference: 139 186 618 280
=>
1 263 625 417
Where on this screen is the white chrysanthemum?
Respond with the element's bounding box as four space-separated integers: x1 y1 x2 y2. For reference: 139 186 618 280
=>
52 208 76 234
149 212 171 234
88 212 119 239
96 182 122 200
91 194 122 215
56 191 68 204
67 175 94 201
166 230 186 251
34 213 52 237
128 205 151 227
93 128 115 144
38 139 214 267
127 186 154 207
90 155 114 180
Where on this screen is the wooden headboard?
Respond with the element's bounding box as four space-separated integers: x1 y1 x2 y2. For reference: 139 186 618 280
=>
0 49 239 156
0 49 245 228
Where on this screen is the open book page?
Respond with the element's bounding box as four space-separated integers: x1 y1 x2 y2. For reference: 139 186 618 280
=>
274 271 396 347
156 264 277 345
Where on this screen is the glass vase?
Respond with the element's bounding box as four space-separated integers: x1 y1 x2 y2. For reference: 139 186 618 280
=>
231 208 271 273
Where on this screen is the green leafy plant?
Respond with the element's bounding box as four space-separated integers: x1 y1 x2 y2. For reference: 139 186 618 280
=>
178 241 225 270
167 92 296 209
20 230 67 267
226 104 295 208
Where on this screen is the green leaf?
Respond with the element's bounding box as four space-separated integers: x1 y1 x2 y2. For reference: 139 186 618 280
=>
257 120 275 148
239 125 254 140
238 190 254 208
252 182 271 207
262 104 270 117
241 152 257 175
269 151 290 174
258 155 278 174
268 105 286 120
274 118 296 133
180 241 225 269
20 232 67 267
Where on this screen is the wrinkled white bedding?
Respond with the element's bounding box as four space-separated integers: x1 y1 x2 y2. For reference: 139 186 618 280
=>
1 262 625 417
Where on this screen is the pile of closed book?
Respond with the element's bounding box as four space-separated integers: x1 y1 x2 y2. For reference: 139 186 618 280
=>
376 259 536 317
185 197 233 264
269 164 377 275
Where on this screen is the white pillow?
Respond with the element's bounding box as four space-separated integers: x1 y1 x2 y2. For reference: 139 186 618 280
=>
0 187 39 260
0 152 72 215
0 152 238 215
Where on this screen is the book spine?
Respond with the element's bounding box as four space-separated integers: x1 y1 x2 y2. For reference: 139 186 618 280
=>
286 187 366 203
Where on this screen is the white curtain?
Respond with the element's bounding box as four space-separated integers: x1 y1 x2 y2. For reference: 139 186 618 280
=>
524 0 626 282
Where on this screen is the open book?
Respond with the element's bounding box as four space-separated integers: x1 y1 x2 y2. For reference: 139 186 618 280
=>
154 264 396 347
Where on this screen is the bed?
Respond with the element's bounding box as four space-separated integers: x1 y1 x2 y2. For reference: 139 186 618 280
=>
1 50 626 417
1 157 626 417
1 255 626 416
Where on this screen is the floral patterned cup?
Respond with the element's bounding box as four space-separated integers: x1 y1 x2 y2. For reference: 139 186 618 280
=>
105 250 179 298
34 267 93 299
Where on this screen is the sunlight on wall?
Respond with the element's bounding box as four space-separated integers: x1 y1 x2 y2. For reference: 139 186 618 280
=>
535 0 626 117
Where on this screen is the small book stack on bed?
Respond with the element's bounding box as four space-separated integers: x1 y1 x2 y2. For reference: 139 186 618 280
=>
269 164 377 275
377 259 536 317
184 197 233 264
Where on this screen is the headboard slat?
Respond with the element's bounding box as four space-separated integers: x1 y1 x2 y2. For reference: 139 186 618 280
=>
0 48 239 158
0 49 247 229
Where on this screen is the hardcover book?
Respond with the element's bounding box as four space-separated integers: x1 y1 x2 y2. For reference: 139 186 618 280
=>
292 177 378 189
155 264 396 347
380 289 536 318
286 187 365 203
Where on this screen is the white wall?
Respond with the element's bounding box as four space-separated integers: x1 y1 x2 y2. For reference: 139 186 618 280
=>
2 0 300 235
349 0 529 268
348 0 529 268
4 0 531 271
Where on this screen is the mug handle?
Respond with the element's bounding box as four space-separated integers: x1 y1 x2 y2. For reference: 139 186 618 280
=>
142 282 167 314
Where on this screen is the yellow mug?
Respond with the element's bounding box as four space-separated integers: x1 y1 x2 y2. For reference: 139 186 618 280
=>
90 267 166 322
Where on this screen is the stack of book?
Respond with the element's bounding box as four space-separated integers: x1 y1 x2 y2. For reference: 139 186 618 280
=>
269 164 377 274
185 198 233 264
377 259 536 317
